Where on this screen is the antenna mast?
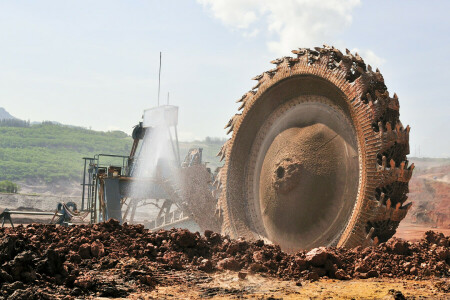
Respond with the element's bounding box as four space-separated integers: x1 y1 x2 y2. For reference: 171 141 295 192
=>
158 52 162 106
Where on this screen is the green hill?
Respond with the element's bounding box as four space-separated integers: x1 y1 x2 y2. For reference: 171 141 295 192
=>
0 122 223 182
0 122 133 182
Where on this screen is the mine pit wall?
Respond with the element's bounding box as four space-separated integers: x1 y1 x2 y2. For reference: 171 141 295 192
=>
0 193 81 212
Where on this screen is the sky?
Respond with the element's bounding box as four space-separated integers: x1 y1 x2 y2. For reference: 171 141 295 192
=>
0 0 448 157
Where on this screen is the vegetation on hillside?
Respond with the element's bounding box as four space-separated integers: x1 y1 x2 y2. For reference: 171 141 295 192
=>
0 123 133 182
0 118 30 127
0 180 19 193
0 123 224 182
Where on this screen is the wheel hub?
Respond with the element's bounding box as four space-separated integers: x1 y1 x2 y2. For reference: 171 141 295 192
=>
252 99 359 250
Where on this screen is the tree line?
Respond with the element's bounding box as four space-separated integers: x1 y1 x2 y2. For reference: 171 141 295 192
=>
0 180 19 193
0 119 30 127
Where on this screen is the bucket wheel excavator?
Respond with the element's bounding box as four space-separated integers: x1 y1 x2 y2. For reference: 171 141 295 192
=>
215 46 413 251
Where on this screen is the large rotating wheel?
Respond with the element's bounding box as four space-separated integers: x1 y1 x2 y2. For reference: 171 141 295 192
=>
217 46 413 251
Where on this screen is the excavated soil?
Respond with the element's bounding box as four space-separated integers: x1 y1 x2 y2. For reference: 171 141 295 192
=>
0 220 448 299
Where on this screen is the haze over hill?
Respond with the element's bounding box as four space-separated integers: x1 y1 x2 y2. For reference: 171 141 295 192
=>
0 107 16 120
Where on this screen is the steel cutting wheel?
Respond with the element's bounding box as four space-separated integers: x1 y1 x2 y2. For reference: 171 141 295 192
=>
217 46 413 251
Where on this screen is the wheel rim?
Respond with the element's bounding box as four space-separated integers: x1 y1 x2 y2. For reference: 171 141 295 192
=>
251 97 359 250
219 47 412 251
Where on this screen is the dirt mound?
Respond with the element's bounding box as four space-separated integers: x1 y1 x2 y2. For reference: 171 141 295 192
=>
407 164 450 228
0 220 448 299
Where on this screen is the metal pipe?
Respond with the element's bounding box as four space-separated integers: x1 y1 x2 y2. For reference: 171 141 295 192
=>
174 125 181 166
88 165 93 213
167 127 178 166
4 211 61 216
92 175 98 224
81 158 87 211
158 52 161 106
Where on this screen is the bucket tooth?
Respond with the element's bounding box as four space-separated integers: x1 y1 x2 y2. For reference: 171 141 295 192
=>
377 158 414 186
217 140 230 162
236 91 255 104
379 192 386 205
235 94 246 103
371 198 410 223
388 93 400 111
237 91 255 110
363 227 375 246
238 101 246 111
386 198 392 210
224 118 233 129
292 48 307 56
389 159 396 169
386 122 392 132
379 121 410 153
270 57 286 65
224 114 241 134
252 73 264 81
381 155 387 169
367 93 373 104
373 236 379 245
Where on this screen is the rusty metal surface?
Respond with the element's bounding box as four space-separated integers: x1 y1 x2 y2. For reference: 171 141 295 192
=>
217 46 412 250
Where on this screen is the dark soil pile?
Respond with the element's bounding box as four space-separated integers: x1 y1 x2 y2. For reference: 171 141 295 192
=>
0 220 448 299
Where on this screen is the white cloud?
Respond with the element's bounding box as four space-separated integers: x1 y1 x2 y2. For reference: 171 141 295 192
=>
198 0 385 73
197 0 261 29
198 0 361 56
243 28 260 38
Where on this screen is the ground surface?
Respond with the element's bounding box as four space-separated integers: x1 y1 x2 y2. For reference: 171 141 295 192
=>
130 273 449 299
396 222 450 241
0 222 448 300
